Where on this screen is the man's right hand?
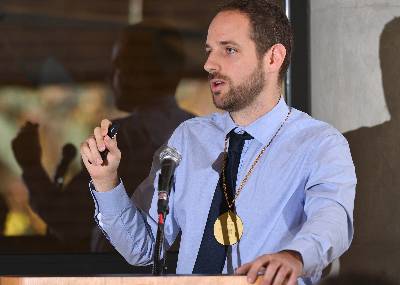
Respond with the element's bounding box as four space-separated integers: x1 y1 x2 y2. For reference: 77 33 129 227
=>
80 119 121 192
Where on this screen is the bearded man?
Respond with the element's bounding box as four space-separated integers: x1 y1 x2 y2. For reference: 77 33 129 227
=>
80 1 356 285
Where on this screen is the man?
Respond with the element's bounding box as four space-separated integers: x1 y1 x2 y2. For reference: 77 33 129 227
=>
81 1 356 284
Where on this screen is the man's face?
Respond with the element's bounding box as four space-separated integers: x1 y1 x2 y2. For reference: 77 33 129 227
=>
204 11 265 112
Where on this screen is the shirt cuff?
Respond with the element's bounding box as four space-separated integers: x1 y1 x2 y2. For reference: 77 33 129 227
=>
90 180 132 215
283 238 322 278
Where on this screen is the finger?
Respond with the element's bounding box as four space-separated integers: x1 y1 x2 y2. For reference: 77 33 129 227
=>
20 122 32 133
235 262 252 275
94 127 105 152
286 271 298 285
25 121 38 129
100 119 112 136
104 135 121 159
261 262 280 285
30 121 39 128
80 140 95 165
247 261 266 284
272 267 290 285
80 150 93 171
87 136 103 165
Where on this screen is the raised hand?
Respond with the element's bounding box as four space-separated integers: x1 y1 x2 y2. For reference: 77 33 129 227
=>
12 121 42 169
80 119 121 192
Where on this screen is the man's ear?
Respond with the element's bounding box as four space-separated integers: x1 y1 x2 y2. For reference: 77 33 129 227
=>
263 43 287 75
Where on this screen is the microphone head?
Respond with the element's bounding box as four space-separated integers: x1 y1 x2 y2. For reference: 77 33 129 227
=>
159 146 181 165
62 143 77 160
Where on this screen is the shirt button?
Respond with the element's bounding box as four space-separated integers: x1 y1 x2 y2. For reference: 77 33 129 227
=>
97 213 104 227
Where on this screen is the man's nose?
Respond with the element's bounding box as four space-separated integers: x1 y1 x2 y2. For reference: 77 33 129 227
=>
204 53 220 74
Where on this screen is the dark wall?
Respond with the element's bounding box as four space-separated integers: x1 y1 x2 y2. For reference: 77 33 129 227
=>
287 0 310 114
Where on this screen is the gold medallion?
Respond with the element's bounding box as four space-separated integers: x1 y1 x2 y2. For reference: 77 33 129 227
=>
213 211 244 246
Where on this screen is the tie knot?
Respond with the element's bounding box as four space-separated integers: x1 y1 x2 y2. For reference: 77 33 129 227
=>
227 130 253 153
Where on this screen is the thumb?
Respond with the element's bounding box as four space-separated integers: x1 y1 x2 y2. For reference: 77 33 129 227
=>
104 135 120 157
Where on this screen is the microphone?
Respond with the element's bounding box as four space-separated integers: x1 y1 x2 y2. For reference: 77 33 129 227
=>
54 143 77 189
157 146 181 215
153 146 181 275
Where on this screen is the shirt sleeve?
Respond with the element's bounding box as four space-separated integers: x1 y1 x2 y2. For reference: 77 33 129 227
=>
89 147 181 266
283 133 356 280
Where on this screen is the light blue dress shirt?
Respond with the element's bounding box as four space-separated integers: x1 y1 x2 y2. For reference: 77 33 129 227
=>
90 98 356 285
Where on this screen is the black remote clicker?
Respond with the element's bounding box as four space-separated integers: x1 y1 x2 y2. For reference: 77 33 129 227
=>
100 122 120 161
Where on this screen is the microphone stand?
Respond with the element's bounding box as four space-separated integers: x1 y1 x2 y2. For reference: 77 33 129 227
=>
152 146 181 275
152 174 172 275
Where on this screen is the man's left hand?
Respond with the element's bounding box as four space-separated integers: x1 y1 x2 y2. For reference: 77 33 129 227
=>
235 250 303 285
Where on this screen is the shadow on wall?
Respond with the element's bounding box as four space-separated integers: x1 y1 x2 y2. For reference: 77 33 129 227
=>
341 17 400 281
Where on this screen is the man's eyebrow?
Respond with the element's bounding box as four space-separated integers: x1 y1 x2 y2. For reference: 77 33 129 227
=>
219 40 240 47
205 41 240 50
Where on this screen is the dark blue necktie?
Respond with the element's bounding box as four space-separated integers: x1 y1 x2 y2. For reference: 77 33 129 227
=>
192 129 253 274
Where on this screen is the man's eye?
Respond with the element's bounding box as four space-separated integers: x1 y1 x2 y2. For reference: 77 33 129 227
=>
226 47 237 54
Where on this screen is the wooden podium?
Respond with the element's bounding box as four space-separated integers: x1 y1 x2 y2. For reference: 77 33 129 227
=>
0 276 260 285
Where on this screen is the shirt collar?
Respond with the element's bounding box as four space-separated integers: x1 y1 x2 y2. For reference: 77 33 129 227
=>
219 96 290 145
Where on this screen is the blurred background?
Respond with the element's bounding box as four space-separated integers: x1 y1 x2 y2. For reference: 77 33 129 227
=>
0 0 218 252
0 0 225 274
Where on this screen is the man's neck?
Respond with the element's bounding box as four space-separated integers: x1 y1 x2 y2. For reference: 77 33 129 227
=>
230 85 282 126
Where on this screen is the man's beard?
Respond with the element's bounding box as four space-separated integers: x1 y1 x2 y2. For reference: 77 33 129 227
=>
211 62 265 112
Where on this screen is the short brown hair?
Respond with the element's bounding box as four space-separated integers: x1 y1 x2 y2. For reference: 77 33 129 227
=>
218 0 293 81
